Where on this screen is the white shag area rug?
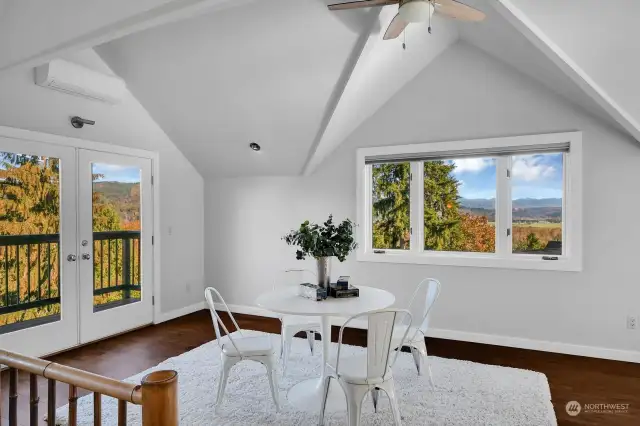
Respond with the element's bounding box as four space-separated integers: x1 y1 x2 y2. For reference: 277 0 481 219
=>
55 332 556 425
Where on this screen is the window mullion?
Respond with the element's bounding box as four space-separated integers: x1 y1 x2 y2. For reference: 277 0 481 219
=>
496 156 512 256
365 164 373 252
410 161 423 253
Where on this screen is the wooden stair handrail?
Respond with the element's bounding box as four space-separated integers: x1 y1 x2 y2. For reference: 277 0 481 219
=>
0 348 178 425
0 349 142 403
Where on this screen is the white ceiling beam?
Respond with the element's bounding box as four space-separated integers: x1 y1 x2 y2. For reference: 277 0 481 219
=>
303 5 458 175
0 0 254 73
493 0 640 143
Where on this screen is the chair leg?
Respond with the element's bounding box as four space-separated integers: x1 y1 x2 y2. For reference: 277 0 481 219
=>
280 321 286 358
423 342 435 389
410 346 423 376
379 380 402 426
216 357 237 408
282 327 293 376
265 357 281 412
307 330 316 355
371 387 380 413
318 376 332 426
345 385 368 426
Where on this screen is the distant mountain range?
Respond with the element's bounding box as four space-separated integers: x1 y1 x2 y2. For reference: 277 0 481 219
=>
459 198 562 222
460 198 562 209
94 181 140 225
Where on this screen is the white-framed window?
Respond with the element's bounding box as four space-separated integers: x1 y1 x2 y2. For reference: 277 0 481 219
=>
356 132 582 271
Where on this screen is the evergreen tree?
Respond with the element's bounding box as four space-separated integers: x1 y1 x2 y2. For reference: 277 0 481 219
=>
423 161 462 250
372 159 496 253
372 163 411 249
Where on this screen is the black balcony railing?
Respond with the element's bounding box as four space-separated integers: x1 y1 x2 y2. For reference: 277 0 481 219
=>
0 231 141 317
93 231 142 302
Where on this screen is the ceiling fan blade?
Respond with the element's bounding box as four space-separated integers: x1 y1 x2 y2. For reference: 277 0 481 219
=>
383 13 409 40
434 0 485 21
328 0 399 11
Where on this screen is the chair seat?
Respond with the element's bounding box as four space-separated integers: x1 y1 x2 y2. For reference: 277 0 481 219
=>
281 314 321 328
327 354 392 385
221 334 275 357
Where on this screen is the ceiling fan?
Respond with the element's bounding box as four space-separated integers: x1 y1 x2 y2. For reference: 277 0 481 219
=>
328 0 485 40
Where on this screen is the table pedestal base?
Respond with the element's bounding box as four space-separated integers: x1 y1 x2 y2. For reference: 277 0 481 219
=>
287 377 346 413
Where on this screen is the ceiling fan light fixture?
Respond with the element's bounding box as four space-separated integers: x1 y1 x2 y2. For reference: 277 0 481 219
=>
398 0 435 23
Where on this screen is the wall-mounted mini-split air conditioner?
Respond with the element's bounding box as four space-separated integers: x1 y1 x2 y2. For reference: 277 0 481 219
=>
35 59 126 105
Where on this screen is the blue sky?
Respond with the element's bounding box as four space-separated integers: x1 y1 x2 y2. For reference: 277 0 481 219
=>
93 163 140 183
447 153 563 200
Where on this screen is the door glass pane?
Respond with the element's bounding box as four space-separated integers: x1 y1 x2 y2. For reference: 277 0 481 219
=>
372 162 411 250
0 152 61 333
511 153 563 255
92 164 142 312
425 158 496 253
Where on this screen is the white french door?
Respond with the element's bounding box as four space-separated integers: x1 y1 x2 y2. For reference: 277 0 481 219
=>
0 137 78 356
0 135 154 356
77 150 153 343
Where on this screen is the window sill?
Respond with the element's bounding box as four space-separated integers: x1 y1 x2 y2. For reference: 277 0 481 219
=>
357 250 581 272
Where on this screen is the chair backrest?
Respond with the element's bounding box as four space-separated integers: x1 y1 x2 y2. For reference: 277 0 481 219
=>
336 309 412 380
407 278 441 334
274 268 317 290
204 287 242 352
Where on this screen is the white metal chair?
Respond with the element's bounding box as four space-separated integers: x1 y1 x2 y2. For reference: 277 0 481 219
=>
319 309 413 426
393 278 441 386
276 269 322 375
204 287 280 411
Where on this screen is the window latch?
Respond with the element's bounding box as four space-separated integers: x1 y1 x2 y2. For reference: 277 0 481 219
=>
506 228 511 237
373 249 386 254
542 256 559 261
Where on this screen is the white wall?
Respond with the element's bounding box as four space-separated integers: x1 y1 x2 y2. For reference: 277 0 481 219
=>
206 41 640 360
0 49 204 314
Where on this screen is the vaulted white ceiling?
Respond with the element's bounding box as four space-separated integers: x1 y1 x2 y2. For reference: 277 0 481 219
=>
97 0 372 176
458 0 623 132
0 0 636 178
510 0 640 122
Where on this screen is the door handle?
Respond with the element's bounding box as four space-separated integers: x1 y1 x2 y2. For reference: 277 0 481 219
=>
81 253 91 260
67 254 77 262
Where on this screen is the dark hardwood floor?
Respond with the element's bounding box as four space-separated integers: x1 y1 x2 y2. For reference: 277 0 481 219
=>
2 310 639 425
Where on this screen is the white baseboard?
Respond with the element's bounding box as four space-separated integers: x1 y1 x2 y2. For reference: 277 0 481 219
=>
155 301 206 324
215 303 640 364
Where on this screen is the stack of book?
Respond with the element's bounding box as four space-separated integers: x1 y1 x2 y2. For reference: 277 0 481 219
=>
329 276 359 298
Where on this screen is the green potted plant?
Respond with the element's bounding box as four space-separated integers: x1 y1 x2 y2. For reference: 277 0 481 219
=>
283 214 357 288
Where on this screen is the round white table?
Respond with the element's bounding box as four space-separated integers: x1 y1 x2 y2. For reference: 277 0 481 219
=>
255 285 395 412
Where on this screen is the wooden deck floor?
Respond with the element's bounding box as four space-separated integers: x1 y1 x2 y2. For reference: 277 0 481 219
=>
2 310 639 425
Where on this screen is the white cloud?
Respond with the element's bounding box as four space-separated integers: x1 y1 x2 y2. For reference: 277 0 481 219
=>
512 155 556 181
452 158 493 174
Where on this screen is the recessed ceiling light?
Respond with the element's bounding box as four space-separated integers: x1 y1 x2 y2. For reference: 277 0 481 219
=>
249 142 261 152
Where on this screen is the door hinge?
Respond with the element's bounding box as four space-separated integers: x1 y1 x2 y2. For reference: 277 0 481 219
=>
410 227 413 235
151 174 154 185
152 296 155 306
152 235 154 245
